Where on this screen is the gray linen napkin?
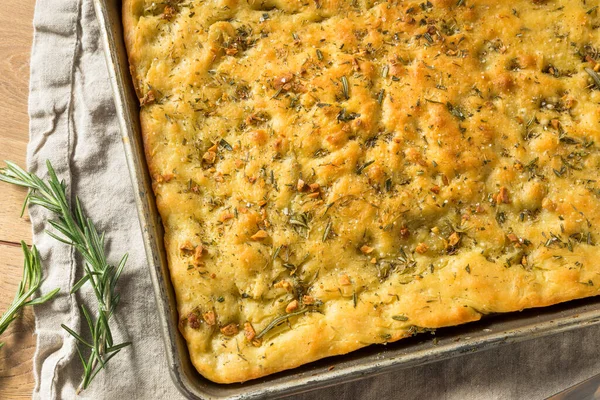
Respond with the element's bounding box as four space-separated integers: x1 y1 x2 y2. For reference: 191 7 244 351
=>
28 0 600 399
29 0 180 398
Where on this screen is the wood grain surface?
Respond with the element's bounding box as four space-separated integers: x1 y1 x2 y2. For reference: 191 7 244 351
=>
0 0 38 398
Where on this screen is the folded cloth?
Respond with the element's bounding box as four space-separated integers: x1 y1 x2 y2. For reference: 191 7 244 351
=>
29 0 181 398
27 0 600 399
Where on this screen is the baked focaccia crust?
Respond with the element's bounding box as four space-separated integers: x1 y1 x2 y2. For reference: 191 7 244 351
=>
123 0 600 383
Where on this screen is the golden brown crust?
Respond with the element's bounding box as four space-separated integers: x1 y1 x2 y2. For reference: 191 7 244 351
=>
123 0 600 383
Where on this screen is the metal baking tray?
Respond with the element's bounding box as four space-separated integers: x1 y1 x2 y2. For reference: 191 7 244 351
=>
93 1 600 398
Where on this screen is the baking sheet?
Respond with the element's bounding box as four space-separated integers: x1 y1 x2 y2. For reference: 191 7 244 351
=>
92 0 600 398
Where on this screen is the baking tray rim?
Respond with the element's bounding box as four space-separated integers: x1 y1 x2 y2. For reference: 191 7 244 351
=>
92 1 600 398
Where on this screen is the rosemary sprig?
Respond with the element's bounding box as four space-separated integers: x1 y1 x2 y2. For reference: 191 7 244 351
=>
0 160 130 393
0 242 60 349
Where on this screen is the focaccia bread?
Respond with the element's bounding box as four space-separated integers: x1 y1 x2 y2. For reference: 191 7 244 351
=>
123 0 600 383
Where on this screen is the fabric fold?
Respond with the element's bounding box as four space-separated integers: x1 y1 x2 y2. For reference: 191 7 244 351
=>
29 0 81 398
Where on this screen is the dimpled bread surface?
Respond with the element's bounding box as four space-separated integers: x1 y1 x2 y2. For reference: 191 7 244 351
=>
123 0 600 383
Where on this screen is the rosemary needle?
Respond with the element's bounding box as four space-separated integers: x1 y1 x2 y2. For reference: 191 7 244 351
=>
585 67 600 90
0 242 60 349
255 308 310 339
0 160 130 393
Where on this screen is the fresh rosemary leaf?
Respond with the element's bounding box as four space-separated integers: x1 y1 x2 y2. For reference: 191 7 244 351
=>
0 160 129 394
0 242 59 349
61 322 94 349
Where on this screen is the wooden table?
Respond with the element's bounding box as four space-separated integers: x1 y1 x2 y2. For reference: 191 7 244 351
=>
0 1 39 398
